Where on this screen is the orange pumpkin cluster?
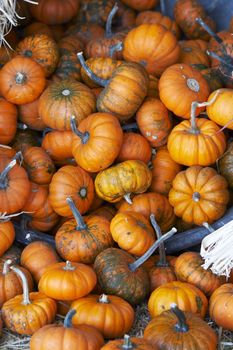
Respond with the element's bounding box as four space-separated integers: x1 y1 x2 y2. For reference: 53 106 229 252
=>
0 0 233 349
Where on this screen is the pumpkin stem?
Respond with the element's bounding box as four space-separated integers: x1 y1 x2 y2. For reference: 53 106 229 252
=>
15 72 27 84
192 191 201 202
70 116 89 144
124 193 132 205
195 18 222 44
2 259 12 275
99 294 110 304
122 335 133 349
109 41 123 58
171 304 189 333
77 52 109 87
64 309 76 328
0 159 17 189
10 265 31 305
106 3 118 38
153 219 169 267
128 215 177 272
206 50 233 70
202 222 215 233
63 261 76 271
122 123 138 131
66 197 87 230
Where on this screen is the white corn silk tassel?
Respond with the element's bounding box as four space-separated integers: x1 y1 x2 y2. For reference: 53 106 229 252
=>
200 220 233 279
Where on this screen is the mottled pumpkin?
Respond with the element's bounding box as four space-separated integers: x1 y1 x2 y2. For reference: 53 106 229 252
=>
179 45 210 67
209 284 233 330
95 160 152 203
123 24 180 77
169 166 229 225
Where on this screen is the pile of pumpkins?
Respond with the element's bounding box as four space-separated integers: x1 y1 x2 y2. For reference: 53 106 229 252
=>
0 0 233 349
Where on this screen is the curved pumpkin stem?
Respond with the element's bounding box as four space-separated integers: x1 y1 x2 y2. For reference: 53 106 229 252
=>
106 3 118 38
122 335 133 349
66 197 87 230
153 219 169 267
195 18 222 44
128 214 177 272
206 50 233 70
124 193 133 205
0 159 17 189
2 259 12 275
77 52 109 87
99 294 110 304
64 309 76 328
10 265 30 305
171 304 189 333
109 41 123 58
70 116 89 144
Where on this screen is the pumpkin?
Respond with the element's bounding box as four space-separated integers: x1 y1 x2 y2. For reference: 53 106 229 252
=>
209 284 233 330
78 52 149 123
18 98 47 131
147 220 176 291
73 0 114 27
144 305 217 350
71 112 123 173
167 98 226 166
207 31 233 67
110 211 155 256
206 89 233 129
121 0 158 11
91 205 116 221
150 147 182 196
175 252 225 296
148 281 208 318
0 97 17 145
218 142 233 189
0 56 46 105
123 24 180 77
174 0 216 41
94 160 152 203
29 0 80 25
55 197 114 264
69 23 105 46
54 52 82 82
0 145 16 159
117 132 152 164
100 335 154 350
0 259 34 307
159 63 210 119
20 241 60 283
200 68 223 92
136 98 172 148
0 221 15 257
30 308 104 350
147 75 159 98
135 11 181 39
39 261 97 300
38 79 96 131
23 146 55 185
169 166 229 225
0 154 31 214
11 129 40 152
112 1 136 31
85 4 126 60
118 192 175 233
94 216 176 304
179 44 210 67
71 294 134 339
49 165 94 217
23 22 54 38
2 266 57 335
42 130 73 163
15 34 59 77
80 57 122 88
58 34 84 55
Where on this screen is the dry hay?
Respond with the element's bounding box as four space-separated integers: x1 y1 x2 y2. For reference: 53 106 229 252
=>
0 305 232 349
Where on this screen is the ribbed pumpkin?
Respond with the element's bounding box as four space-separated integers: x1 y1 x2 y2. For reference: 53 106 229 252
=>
150 147 182 196
169 166 229 225
206 89 233 129
179 45 210 67
42 130 73 163
209 284 233 330
136 98 172 148
15 34 59 77
0 221 15 257
0 56 46 105
49 165 94 217
159 63 210 119
18 97 47 131
123 24 180 77
55 197 114 264
71 112 123 172
117 132 151 164
110 211 155 256
39 79 96 130
100 335 154 350
0 98 17 145
95 160 152 203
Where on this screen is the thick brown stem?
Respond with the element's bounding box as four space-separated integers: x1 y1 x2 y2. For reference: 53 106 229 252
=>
128 215 177 272
10 266 30 305
66 197 87 230
64 309 76 328
106 3 118 38
153 219 169 267
70 116 89 144
195 18 222 44
171 304 189 333
77 52 109 87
